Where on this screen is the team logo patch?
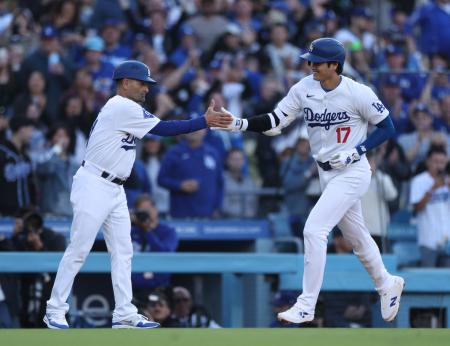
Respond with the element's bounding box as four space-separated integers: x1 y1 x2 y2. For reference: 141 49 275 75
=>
371 101 386 114
143 109 154 119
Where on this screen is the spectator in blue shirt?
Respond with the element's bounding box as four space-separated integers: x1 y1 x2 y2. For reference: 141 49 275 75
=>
131 194 178 291
80 35 115 99
100 19 132 67
158 128 223 218
124 159 152 209
406 0 450 60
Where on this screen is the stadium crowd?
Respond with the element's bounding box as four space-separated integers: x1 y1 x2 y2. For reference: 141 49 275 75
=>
0 0 449 328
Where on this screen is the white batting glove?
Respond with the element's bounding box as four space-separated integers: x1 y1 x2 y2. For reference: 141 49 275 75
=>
211 107 245 132
329 148 360 170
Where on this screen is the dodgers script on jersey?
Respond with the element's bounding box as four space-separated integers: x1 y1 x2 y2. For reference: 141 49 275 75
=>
84 95 160 178
276 75 389 162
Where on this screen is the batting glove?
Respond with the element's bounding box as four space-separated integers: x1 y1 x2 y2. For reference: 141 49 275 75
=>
329 148 360 170
211 107 247 132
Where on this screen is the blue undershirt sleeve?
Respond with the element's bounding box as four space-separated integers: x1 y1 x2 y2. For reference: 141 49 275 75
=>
355 116 396 156
148 117 207 136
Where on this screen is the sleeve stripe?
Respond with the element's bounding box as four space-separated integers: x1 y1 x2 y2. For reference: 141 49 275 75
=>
268 112 277 127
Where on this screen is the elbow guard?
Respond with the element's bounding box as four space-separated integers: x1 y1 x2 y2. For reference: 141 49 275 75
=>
263 108 296 136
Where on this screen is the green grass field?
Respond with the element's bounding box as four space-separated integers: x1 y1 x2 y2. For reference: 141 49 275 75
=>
2 329 450 346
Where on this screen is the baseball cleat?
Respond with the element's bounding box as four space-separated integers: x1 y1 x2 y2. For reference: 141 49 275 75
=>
43 313 69 329
380 275 405 322
277 303 314 324
112 314 160 329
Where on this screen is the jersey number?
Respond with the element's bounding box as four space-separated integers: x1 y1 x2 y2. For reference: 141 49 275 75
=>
336 127 350 143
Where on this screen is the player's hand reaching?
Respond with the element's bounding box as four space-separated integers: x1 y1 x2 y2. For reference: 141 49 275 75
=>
204 100 233 128
330 148 361 170
210 106 244 132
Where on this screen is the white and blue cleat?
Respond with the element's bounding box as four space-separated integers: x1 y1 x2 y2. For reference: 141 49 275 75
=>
112 314 160 329
380 275 405 322
277 303 314 324
43 314 69 329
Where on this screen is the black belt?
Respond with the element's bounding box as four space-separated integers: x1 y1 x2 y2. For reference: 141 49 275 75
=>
82 160 127 185
317 159 359 171
316 161 333 171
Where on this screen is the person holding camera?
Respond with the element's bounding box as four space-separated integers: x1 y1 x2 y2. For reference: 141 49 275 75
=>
12 210 66 327
410 145 450 267
130 194 178 292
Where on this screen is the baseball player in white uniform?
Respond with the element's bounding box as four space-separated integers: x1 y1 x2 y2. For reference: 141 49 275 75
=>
216 38 405 324
43 60 231 329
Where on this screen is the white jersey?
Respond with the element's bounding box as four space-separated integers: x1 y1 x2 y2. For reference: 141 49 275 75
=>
84 95 160 178
276 75 389 162
410 171 450 249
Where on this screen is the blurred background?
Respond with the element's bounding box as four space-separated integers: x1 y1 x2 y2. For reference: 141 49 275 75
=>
0 0 449 329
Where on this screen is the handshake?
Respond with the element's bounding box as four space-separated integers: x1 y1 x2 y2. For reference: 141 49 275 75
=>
211 107 282 136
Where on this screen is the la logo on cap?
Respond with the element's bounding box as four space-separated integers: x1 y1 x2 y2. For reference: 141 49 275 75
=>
146 68 150 78
309 43 314 52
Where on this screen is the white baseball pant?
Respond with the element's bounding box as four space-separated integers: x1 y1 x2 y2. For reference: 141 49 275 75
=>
297 157 393 313
46 167 138 321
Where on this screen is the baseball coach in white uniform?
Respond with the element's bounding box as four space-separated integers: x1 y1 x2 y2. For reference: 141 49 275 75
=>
44 60 231 329
215 38 405 324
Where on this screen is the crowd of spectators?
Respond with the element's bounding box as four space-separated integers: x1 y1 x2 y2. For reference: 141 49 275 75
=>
0 0 450 328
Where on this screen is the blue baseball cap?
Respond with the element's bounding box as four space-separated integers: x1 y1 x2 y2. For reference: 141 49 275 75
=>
143 133 162 141
179 25 195 37
382 74 401 88
84 36 104 52
385 44 405 55
41 25 59 39
351 6 373 19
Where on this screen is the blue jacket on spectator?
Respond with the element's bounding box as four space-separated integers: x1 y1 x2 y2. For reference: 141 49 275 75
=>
406 1 450 58
158 140 223 218
124 160 152 209
131 223 178 289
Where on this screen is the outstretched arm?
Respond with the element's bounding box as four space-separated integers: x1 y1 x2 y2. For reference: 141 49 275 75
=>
149 100 232 136
215 107 296 136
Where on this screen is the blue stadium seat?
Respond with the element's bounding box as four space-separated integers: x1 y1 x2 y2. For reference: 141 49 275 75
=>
387 222 417 242
392 241 421 268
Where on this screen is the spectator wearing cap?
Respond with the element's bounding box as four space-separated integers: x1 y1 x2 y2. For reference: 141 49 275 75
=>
269 291 297 327
406 0 450 60
141 134 170 216
158 128 223 218
119 0 173 64
334 6 375 51
0 117 36 216
378 74 412 135
130 194 178 291
280 129 317 238
81 35 115 98
420 55 450 104
186 0 229 53
334 6 375 75
171 286 220 328
138 292 178 327
18 25 73 122
410 146 450 267
207 23 243 66
100 19 132 67
398 103 441 172
169 25 198 67
90 0 127 30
